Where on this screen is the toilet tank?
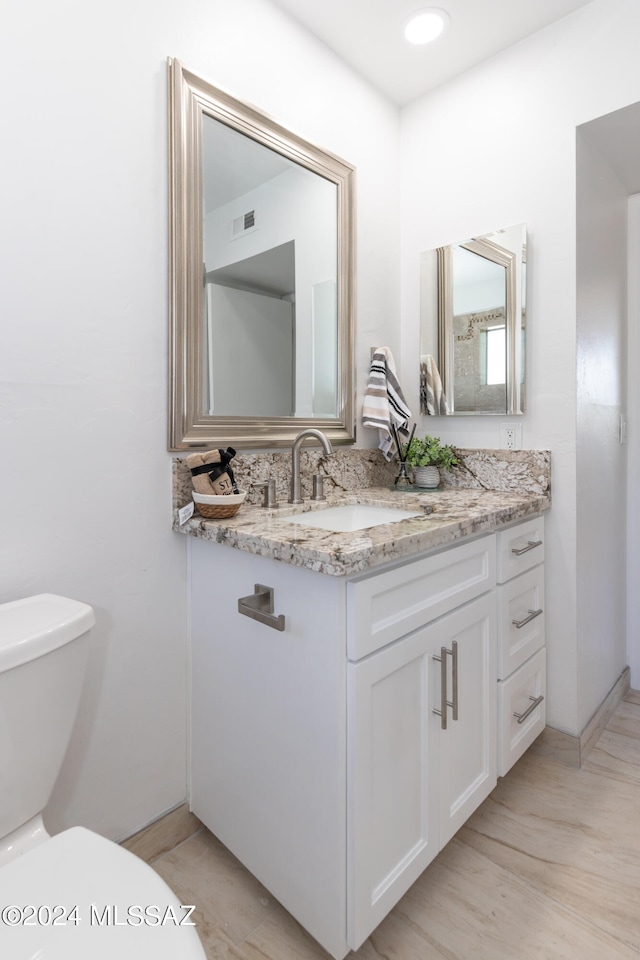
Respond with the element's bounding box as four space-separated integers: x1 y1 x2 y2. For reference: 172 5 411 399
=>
0 594 95 840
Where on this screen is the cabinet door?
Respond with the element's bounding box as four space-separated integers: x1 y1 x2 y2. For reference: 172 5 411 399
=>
347 626 439 950
347 593 497 949
436 593 497 847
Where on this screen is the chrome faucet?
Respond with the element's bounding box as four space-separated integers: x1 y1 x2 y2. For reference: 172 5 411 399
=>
288 429 333 504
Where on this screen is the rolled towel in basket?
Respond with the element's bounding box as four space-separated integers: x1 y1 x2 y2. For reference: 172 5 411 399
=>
187 447 239 496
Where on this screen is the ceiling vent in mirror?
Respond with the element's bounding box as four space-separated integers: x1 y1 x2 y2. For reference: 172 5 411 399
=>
232 210 257 238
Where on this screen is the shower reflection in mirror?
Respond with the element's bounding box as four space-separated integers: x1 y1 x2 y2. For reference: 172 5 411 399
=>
420 224 526 416
202 115 338 420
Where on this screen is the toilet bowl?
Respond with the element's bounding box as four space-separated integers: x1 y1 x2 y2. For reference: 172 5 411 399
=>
0 594 206 959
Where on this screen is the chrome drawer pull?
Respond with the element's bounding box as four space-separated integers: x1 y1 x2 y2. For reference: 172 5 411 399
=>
511 539 543 556
450 640 458 721
238 584 285 631
513 694 544 724
433 642 457 729
432 646 448 730
512 608 543 629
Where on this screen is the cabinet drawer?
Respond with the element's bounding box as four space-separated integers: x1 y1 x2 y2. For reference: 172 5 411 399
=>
496 516 544 583
347 535 495 661
497 647 546 776
497 566 545 680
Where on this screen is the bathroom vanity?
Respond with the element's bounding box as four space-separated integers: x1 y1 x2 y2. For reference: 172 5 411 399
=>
181 480 548 959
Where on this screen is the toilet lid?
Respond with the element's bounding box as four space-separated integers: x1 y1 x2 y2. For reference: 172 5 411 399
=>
0 826 206 959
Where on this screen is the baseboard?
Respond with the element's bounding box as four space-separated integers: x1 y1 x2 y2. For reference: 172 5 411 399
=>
530 666 630 768
120 803 202 863
579 666 631 761
529 724 581 767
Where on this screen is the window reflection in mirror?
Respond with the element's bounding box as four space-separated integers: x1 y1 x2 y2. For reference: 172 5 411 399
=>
420 224 526 416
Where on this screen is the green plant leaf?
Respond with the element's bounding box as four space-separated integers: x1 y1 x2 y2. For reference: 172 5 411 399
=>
405 435 458 469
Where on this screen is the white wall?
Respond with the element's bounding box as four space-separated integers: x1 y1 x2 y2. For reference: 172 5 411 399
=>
576 129 628 730
0 0 400 839
400 0 640 735
628 195 640 687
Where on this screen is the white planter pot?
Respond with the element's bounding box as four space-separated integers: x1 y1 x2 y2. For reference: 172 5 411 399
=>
413 466 440 488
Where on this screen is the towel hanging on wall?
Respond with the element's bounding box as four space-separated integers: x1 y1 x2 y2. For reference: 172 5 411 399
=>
362 346 411 459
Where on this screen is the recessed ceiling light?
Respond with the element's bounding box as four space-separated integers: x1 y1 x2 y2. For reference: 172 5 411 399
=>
404 8 450 45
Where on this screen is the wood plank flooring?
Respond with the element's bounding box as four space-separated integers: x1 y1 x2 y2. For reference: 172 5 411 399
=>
151 691 640 959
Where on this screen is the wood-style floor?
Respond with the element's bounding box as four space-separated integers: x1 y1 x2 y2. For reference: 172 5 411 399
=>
151 691 640 959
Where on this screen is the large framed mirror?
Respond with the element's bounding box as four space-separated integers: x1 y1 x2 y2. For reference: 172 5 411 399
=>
168 59 356 449
420 224 526 416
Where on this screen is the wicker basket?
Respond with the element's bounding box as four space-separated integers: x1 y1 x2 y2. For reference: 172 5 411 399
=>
192 490 246 519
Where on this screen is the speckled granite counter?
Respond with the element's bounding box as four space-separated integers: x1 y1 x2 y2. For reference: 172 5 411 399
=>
172 449 551 577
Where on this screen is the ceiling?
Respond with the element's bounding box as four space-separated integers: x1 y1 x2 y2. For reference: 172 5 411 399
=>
203 113 292 210
270 0 596 106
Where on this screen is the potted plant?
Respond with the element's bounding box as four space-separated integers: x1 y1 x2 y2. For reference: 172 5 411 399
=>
405 434 458 488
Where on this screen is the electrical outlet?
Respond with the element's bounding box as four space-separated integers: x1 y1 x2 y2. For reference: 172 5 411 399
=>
500 423 522 450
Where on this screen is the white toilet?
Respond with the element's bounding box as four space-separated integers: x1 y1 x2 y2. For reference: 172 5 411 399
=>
0 593 206 959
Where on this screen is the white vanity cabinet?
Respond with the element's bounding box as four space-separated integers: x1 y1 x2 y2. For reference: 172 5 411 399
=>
189 517 542 959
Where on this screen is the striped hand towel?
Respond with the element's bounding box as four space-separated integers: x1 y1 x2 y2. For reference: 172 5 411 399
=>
420 354 448 415
362 346 411 459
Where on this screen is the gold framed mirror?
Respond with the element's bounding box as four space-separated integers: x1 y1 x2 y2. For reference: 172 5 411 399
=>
168 59 356 449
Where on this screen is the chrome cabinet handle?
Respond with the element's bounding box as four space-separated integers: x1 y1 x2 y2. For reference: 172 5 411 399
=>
511 539 543 556
450 640 458 721
513 694 544 724
433 642 457 729
432 646 448 730
512 608 543 629
238 584 285 631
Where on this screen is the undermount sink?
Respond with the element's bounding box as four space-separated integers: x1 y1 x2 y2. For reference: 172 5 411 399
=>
277 503 422 533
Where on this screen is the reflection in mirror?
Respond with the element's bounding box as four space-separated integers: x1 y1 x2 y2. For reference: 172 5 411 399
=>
168 59 355 449
202 118 337 418
420 224 526 416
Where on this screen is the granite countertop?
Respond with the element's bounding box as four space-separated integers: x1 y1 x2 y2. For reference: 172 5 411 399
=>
173 484 550 577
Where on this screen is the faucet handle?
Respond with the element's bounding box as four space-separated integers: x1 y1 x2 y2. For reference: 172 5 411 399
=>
311 474 326 502
258 479 278 508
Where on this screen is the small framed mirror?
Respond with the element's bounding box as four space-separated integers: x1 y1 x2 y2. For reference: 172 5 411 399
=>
168 59 356 449
420 224 526 416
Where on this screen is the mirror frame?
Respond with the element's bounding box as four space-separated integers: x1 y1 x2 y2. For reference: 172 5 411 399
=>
435 234 524 416
168 59 356 450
